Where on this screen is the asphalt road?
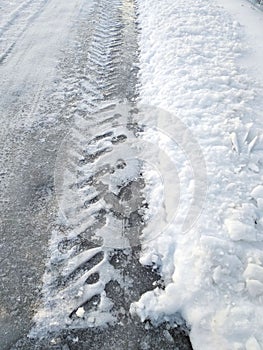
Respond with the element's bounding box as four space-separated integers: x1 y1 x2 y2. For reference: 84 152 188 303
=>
0 1 193 349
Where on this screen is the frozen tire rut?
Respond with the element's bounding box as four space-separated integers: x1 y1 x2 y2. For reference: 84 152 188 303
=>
8 0 192 349
32 0 145 332
37 110 148 330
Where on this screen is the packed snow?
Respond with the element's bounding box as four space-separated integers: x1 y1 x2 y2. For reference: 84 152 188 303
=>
131 0 263 349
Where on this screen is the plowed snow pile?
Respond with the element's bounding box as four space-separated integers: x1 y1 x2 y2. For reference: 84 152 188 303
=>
132 0 263 349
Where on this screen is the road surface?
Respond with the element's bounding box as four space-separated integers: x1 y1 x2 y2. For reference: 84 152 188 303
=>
0 0 192 349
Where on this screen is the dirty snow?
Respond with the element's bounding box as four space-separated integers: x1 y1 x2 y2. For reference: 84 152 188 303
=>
131 0 263 349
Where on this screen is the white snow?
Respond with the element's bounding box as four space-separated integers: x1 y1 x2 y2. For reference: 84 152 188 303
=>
76 307 85 318
251 185 263 199
132 0 263 349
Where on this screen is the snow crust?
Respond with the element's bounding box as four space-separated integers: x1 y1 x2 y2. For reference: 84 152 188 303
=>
132 0 263 349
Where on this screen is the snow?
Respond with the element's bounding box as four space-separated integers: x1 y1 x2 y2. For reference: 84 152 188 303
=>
220 0 263 84
76 307 85 318
0 0 87 130
132 0 263 349
2 0 262 347
251 185 263 199
225 218 259 241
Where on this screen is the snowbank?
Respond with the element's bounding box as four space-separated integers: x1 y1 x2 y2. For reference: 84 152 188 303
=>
133 0 263 349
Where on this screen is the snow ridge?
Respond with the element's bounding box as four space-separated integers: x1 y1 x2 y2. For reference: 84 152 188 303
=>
132 0 263 349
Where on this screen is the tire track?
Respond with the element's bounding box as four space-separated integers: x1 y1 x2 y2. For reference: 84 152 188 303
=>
0 0 36 35
17 0 193 348
0 0 49 63
31 0 146 335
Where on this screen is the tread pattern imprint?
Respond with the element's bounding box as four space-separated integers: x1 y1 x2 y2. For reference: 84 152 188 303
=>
24 1 192 349
31 0 155 335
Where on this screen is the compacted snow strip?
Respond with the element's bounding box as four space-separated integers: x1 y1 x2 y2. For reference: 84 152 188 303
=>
132 0 263 349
